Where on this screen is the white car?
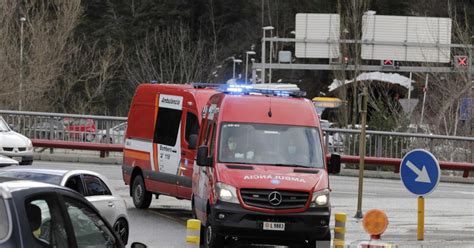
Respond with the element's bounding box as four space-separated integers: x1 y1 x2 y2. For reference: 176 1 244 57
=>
97 122 127 143
0 168 129 245
0 155 19 167
0 116 34 165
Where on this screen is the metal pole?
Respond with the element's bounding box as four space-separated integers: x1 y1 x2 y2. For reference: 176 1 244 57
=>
408 72 412 100
417 196 425 240
468 45 473 164
420 74 429 126
19 17 25 111
261 33 266 84
355 85 368 219
233 60 236 79
245 53 249 84
269 30 273 84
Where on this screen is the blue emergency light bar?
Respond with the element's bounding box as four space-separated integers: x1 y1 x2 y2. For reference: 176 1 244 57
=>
192 83 306 97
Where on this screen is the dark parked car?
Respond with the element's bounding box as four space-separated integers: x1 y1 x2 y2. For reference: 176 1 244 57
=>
0 177 146 248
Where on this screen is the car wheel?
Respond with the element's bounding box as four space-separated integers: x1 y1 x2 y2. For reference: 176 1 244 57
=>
19 161 33 166
113 218 129 245
132 175 152 209
204 213 225 248
85 133 95 142
307 230 331 248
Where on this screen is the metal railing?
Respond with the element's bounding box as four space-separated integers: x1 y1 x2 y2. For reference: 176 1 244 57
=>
1 110 127 144
2 110 473 165
322 128 473 164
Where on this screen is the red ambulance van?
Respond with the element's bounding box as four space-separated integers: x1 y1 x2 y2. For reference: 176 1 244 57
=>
192 85 341 247
122 84 217 208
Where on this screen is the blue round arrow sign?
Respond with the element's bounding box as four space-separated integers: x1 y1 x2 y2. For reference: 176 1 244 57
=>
400 149 440 196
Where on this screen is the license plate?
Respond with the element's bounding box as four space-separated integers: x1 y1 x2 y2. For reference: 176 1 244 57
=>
12 157 22 162
263 222 285 231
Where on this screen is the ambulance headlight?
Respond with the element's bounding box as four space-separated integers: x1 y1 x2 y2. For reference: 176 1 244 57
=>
311 189 330 207
216 182 239 204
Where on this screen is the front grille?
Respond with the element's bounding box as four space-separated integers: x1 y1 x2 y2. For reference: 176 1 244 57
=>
18 147 26 152
3 147 13 152
240 189 309 210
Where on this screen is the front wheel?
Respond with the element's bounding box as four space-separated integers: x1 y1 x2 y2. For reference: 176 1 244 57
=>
307 231 331 248
113 218 129 245
19 160 33 166
203 214 225 248
132 175 152 209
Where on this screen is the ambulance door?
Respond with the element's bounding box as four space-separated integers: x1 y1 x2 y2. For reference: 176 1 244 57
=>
177 110 199 198
153 94 183 196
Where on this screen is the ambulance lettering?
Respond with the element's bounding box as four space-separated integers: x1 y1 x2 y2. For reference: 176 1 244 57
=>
243 175 306 183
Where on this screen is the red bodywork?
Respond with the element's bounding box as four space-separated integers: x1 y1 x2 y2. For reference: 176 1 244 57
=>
193 93 330 221
123 84 217 200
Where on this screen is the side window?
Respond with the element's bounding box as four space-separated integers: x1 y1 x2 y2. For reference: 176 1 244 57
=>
185 112 199 143
83 175 111 196
64 197 118 248
154 107 182 146
65 175 85 196
25 195 69 247
209 123 217 154
0 197 9 241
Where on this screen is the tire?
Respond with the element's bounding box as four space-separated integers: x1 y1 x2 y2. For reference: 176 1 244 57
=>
132 175 152 209
113 218 129 245
191 201 206 246
85 133 96 142
203 213 225 248
19 160 33 166
308 230 331 248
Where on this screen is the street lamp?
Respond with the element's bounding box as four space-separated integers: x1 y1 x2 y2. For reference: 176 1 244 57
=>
261 26 274 84
19 16 26 111
245 51 256 84
232 58 242 79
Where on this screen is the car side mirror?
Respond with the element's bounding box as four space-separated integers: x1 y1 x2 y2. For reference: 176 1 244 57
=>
328 153 341 174
188 134 198 150
196 145 211 167
131 242 147 248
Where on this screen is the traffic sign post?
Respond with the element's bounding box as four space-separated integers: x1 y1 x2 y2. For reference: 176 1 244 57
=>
400 149 440 241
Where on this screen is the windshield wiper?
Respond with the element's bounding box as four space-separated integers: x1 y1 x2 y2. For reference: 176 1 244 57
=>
273 164 313 168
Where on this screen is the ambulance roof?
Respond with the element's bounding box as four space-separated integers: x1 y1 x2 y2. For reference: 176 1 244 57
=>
218 94 319 127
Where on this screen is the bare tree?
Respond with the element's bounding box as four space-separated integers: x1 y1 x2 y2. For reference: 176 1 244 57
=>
0 0 83 111
124 24 212 86
413 2 472 136
47 42 124 114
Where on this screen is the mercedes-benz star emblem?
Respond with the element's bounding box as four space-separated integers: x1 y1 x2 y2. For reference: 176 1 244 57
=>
268 191 282 206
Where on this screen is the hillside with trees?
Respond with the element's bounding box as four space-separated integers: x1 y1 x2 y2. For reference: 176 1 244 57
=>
0 0 472 135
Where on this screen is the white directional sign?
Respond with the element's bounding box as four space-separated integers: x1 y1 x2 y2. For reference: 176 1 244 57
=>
400 149 440 196
295 13 340 59
361 14 452 63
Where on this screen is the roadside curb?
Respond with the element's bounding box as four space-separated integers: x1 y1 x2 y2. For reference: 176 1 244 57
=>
34 153 122 165
338 168 474 184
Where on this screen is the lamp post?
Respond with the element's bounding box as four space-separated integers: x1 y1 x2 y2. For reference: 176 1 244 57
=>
245 51 256 84
19 16 26 111
232 58 242 80
261 26 274 84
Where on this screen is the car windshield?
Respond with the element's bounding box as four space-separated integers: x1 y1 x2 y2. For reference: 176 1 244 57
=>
0 118 10 132
0 172 62 185
219 123 324 168
0 196 9 240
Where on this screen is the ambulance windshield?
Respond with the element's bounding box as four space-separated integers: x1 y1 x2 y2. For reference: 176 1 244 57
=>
219 123 324 168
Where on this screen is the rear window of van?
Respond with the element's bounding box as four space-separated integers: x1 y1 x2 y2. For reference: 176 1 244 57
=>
0 196 9 240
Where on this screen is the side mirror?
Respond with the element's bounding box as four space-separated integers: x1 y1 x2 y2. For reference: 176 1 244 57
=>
196 146 211 167
328 153 341 174
131 242 147 248
188 134 198 150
